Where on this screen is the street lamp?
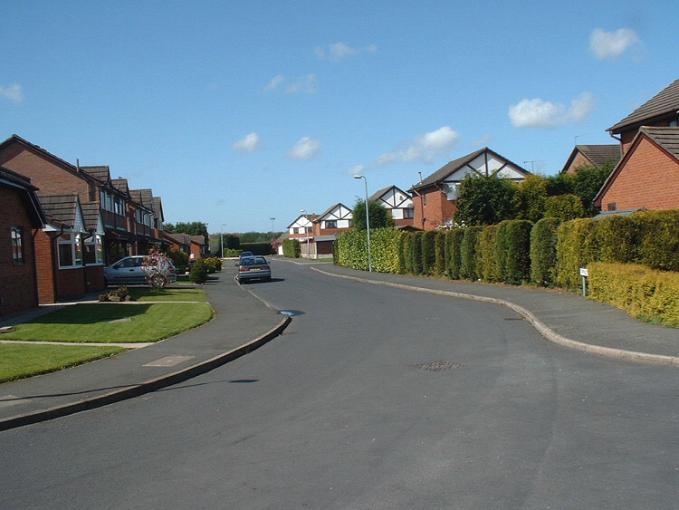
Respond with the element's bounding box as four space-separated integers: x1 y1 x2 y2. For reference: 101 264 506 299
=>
300 209 310 259
269 217 276 239
220 223 227 258
353 175 372 272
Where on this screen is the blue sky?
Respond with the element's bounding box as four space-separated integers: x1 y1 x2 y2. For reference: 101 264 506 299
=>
1 0 677 232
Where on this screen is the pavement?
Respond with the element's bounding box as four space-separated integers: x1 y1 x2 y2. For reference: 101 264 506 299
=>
306 261 679 360
0 268 288 429
1 260 677 509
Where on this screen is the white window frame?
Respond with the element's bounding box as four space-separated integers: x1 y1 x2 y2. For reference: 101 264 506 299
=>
84 234 104 266
11 226 24 264
57 233 84 269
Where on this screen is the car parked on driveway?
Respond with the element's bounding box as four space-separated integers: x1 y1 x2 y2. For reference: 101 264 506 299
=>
104 255 177 286
236 256 271 283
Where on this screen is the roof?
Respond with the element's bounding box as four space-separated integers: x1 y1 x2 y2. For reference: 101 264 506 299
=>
80 202 101 231
111 178 129 194
37 194 80 228
80 166 111 183
639 126 679 159
189 235 205 245
609 79 679 133
561 144 621 173
0 165 37 190
315 203 352 221
0 166 45 226
369 186 393 202
152 196 164 221
412 147 529 191
593 126 679 206
287 213 318 228
0 134 83 177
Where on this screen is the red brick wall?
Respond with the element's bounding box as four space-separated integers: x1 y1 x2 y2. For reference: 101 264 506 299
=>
190 242 202 259
394 217 414 227
600 137 679 211
0 188 39 316
564 152 592 175
85 266 105 292
0 143 91 201
33 229 57 304
413 190 457 230
619 120 673 155
55 267 86 300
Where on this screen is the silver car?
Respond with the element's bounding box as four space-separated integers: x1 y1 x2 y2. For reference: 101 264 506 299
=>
104 256 177 286
237 256 271 282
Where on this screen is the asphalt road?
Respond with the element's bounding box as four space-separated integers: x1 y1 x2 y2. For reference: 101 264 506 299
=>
1 260 678 509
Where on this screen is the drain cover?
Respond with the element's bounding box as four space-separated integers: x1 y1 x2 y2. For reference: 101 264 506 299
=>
414 361 461 371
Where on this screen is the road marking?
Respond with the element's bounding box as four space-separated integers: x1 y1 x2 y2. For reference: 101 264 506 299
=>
143 355 195 367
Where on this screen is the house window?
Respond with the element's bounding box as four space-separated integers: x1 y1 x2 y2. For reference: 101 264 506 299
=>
607 202 617 211
84 234 104 265
325 220 337 229
57 233 83 268
403 208 415 219
114 197 124 216
11 227 24 264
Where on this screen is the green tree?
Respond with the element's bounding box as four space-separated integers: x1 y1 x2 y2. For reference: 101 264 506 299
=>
353 199 394 230
544 194 586 221
570 162 616 215
513 175 548 222
455 175 516 225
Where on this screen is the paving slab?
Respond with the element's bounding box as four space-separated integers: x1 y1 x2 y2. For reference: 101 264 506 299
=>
0 269 284 424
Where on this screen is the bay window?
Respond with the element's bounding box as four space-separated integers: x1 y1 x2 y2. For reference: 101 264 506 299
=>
57 233 84 269
84 234 104 265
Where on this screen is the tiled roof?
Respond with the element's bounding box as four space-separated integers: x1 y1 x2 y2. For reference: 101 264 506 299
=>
152 196 164 221
190 235 205 245
37 194 79 228
609 79 679 132
640 126 679 159
80 166 111 183
80 202 101 231
0 166 45 225
286 213 318 228
316 203 351 221
577 145 621 166
0 165 37 190
369 186 392 202
162 231 189 246
414 148 486 189
111 178 129 194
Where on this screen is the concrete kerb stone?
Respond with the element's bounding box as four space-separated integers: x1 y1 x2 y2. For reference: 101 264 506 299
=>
310 266 679 368
0 316 291 432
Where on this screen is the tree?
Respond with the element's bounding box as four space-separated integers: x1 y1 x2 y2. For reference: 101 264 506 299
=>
455 175 516 226
544 194 586 221
570 161 616 215
352 199 394 230
513 175 548 223
164 221 209 246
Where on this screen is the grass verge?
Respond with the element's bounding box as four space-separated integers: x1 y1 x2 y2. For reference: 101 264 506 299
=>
0 344 123 383
0 303 213 343
128 288 207 302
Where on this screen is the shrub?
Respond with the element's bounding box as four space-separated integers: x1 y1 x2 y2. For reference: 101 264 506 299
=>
282 239 301 258
203 257 222 273
588 262 679 328
166 250 189 273
397 233 408 273
223 248 242 257
594 216 638 263
335 229 402 273
460 226 482 280
477 225 499 282
570 162 615 215
411 232 424 275
456 174 517 225
446 229 464 279
434 232 446 276
353 199 394 230
513 175 548 223
555 218 598 289
544 194 586 221
530 218 561 286
633 210 679 272
499 220 533 284
401 233 413 273
239 242 274 255
421 231 436 275
190 259 208 284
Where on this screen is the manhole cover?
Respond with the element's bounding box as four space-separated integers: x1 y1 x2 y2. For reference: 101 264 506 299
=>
414 361 461 371
279 309 304 317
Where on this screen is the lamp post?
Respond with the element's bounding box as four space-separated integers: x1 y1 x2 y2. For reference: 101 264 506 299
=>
353 175 372 272
300 209 310 259
220 223 227 258
269 217 276 239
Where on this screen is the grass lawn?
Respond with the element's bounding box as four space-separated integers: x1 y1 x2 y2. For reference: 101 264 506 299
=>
128 288 207 302
0 303 213 343
0 344 123 383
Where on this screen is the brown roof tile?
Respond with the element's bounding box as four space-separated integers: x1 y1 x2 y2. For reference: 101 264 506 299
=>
609 79 679 133
640 126 679 159
80 165 111 183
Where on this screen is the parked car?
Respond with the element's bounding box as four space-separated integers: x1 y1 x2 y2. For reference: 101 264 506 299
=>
236 256 271 283
104 256 177 286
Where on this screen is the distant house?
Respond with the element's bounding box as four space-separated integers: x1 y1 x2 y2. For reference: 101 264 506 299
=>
297 203 353 258
410 147 529 230
608 78 679 154
161 232 206 260
594 127 679 212
560 145 621 175
0 167 45 316
287 214 318 240
369 185 414 227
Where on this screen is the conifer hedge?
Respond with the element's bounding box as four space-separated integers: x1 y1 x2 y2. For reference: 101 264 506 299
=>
434 232 446 276
421 231 437 275
530 218 561 286
446 229 464 280
282 239 301 258
460 226 482 280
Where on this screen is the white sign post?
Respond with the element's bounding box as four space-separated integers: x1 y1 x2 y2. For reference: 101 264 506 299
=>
579 267 589 297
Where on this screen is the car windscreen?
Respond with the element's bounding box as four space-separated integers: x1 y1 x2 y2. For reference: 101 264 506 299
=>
241 257 267 266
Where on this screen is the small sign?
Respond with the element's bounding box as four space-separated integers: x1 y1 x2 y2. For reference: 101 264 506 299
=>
579 267 589 277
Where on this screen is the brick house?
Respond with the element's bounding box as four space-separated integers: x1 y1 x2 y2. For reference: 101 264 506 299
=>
0 167 45 317
287 214 318 240
560 145 621 175
128 188 160 255
369 185 415 227
309 203 353 258
594 127 679 212
161 232 206 260
410 147 530 230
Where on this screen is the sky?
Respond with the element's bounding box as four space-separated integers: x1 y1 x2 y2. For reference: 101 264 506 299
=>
1 0 678 232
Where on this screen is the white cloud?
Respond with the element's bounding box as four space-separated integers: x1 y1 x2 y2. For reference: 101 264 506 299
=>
590 28 639 59
377 126 459 165
289 137 320 160
315 42 378 61
0 83 23 103
348 164 365 176
233 132 260 152
508 92 594 128
286 74 317 94
264 74 285 92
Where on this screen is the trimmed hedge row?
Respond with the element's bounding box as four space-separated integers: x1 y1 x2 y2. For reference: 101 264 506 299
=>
240 242 274 255
336 229 404 273
282 239 301 258
589 262 679 328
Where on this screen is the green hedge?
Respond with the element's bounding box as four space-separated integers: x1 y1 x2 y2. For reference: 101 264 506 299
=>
634 210 679 272
411 232 424 275
544 194 586 221
282 239 301 258
240 242 274 255
555 218 598 289
477 225 499 282
530 218 561 286
434 232 446 276
336 229 403 273
401 233 412 273
445 229 464 280
421 231 436 275
589 262 679 328
594 215 638 263
460 226 482 280
499 220 532 284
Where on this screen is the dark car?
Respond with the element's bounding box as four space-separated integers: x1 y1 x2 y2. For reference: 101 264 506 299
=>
237 256 271 282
